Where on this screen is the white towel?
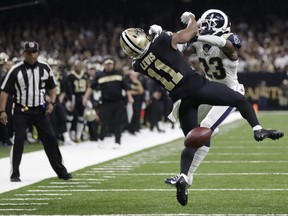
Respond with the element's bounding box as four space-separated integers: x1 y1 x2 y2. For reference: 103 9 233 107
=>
167 99 181 123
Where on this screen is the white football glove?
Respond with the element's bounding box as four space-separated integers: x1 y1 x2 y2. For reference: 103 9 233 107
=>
180 11 195 25
148 24 163 35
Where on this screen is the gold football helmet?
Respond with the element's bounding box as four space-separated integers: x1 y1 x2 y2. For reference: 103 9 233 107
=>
83 108 98 122
120 28 151 58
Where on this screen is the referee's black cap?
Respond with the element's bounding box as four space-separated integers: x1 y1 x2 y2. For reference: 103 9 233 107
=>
24 41 40 52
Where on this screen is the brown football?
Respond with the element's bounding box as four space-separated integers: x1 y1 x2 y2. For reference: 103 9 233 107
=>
184 127 212 148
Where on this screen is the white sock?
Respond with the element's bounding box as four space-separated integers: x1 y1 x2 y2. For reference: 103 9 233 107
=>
187 146 210 185
253 125 262 131
63 132 71 142
76 122 85 140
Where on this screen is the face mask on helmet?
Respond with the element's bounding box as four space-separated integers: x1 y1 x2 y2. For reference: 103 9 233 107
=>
198 9 231 36
120 28 151 58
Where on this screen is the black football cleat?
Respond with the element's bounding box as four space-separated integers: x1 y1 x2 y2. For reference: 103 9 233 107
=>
58 173 73 180
175 173 188 206
254 129 284 141
164 175 180 187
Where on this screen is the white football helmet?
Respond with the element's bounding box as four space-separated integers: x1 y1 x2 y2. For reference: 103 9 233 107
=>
120 28 151 59
198 9 231 36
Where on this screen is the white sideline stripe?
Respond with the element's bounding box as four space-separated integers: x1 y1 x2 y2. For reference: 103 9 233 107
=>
197 172 288 176
0 112 240 194
87 172 288 176
157 160 288 164
103 175 116 178
102 165 137 167
91 167 133 170
71 178 107 181
86 170 129 173
37 185 91 188
0 202 48 205
15 193 72 196
50 181 101 184
213 146 288 149
27 188 288 192
0 121 185 194
0 198 61 200
210 153 284 155
0 208 36 211
203 160 288 163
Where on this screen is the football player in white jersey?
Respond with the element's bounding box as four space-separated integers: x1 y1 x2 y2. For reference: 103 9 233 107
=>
164 9 247 187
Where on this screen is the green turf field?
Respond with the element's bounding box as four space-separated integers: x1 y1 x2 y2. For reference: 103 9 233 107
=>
0 111 287 215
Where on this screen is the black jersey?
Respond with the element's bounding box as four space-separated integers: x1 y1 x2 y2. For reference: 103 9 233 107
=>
54 71 67 96
132 32 205 102
1 61 57 107
91 70 129 102
66 70 89 99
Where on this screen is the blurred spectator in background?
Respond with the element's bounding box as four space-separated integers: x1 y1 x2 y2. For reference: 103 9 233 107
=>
274 50 288 72
0 7 288 73
279 79 288 107
48 58 76 146
257 80 269 110
126 70 144 135
84 61 101 141
144 79 166 133
0 52 14 146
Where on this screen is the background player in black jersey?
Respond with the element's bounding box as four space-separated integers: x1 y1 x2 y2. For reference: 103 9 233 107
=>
83 58 134 149
119 12 284 206
66 60 89 143
48 58 76 146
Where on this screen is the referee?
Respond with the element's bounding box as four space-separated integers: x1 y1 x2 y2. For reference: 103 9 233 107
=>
0 41 72 182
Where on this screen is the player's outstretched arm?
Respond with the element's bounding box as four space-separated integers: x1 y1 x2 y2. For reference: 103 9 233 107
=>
171 12 197 49
196 35 238 60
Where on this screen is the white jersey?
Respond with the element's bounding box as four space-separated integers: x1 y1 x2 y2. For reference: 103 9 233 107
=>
193 33 244 134
192 33 243 92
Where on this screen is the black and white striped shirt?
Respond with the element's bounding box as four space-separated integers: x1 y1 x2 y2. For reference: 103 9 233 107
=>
0 60 57 107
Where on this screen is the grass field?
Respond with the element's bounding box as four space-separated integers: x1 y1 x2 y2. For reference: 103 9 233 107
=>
0 111 287 215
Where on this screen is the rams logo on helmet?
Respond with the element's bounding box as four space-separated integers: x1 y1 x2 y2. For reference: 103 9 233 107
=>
198 9 231 36
120 28 151 59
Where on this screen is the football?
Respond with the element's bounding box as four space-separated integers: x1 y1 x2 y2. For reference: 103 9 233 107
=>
184 127 212 148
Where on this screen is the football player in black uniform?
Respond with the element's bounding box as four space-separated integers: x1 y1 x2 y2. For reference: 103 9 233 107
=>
66 60 89 143
119 12 284 206
48 58 75 146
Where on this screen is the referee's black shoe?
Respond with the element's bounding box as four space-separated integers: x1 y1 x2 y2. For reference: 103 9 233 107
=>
10 177 21 182
58 173 73 180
